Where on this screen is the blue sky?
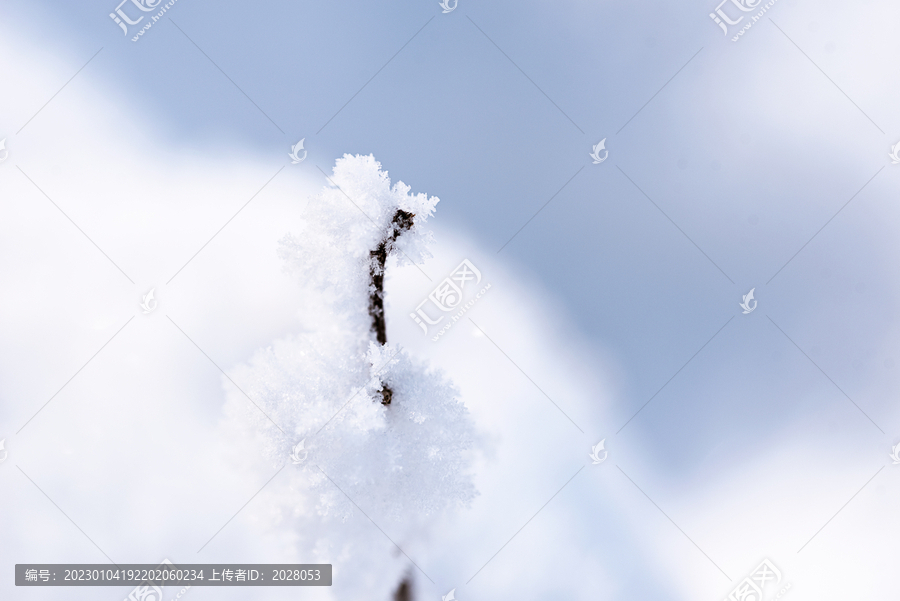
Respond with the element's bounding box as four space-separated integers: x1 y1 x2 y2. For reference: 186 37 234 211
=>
2 0 900 599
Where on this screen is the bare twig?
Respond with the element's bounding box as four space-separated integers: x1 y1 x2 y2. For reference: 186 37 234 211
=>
368 209 415 404
393 576 412 601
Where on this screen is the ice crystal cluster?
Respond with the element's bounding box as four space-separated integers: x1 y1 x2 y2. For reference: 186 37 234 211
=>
226 155 476 597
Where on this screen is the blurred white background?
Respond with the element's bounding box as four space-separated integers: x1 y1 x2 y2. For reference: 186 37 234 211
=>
2 0 900 599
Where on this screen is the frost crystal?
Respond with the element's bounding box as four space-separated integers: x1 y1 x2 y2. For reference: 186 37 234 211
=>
226 154 476 598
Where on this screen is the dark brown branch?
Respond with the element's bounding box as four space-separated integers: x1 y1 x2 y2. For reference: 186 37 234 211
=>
392 577 412 601
369 209 415 405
